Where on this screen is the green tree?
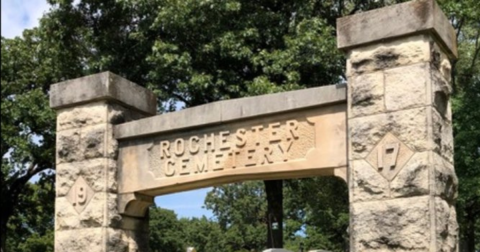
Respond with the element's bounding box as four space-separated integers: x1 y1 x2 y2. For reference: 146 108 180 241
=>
439 0 480 251
1 30 60 252
149 207 186 252
205 181 267 251
5 181 55 252
149 206 225 252
283 177 349 252
180 216 225 252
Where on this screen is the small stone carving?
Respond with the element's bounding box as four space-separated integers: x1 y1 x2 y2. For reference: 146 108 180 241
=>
377 142 399 170
66 176 94 213
366 133 413 181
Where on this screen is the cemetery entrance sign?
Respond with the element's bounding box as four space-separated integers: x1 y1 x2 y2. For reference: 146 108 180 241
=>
115 85 347 213
50 0 459 251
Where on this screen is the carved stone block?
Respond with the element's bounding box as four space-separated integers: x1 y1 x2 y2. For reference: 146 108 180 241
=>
351 196 431 251
66 176 94 214
365 133 414 181
349 71 385 117
384 63 428 111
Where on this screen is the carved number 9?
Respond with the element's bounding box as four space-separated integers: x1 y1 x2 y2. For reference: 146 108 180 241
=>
73 186 87 206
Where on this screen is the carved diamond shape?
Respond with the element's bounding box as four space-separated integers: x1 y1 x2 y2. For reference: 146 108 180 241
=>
366 133 414 181
66 176 94 214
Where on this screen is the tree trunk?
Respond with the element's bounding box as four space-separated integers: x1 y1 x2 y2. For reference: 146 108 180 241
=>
264 180 283 249
465 209 476 252
0 188 10 252
1 214 7 252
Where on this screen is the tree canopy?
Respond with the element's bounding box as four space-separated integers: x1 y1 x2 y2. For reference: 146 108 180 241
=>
1 0 479 251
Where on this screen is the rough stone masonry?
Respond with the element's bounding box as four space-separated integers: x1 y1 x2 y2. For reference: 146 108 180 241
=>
50 0 459 251
337 0 458 251
51 73 157 251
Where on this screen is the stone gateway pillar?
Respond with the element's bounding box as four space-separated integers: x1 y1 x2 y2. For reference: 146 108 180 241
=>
50 72 156 251
337 0 458 251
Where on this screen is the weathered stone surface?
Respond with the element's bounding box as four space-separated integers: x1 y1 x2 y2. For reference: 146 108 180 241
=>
56 102 146 131
108 103 147 125
342 2 459 252
50 71 157 115
82 124 119 160
432 69 452 121
56 125 118 163
346 35 430 75
55 228 103 252
350 159 389 202
349 72 384 117
365 133 415 181
55 193 121 231
390 152 429 198
337 0 457 59
433 153 457 202
385 63 428 111
435 198 458 252
114 84 346 140
432 109 454 163
55 228 131 252
81 125 106 159
52 73 155 252
351 196 431 251
431 43 453 82
118 105 347 196
56 158 118 196
57 129 82 164
349 107 429 160
66 176 95 214
57 102 108 131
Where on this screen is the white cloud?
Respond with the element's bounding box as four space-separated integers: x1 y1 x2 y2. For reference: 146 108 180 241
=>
1 0 51 38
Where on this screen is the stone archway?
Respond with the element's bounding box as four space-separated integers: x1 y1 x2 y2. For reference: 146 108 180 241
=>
50 0 458 251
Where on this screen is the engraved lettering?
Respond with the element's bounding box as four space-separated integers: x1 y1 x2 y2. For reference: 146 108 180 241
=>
174 138 185 156
194 156 208 173
246 149 256 166
365 133 414 181
251 125 263 146
278 141 294 161
180 158 190 175
149 117 313 179
204 133 215 153
73 185 87 206
236 128 247 147
229 150 241 168
219 131 230 150
165 159 175 176
269 122 281 143
67 177 94 214
286 120 299 140
160 141 171 159
260 147 274 165
189 136 199 154
213 153 224 171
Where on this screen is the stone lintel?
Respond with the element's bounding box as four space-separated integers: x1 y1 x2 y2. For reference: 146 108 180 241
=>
337 0 457 59
114 84 346 140
50 71 157 115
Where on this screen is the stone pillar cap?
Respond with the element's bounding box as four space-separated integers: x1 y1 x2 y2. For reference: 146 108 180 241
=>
50 71 157 115
337 0 457 59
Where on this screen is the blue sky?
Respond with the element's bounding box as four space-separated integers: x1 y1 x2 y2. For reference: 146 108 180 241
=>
1 0 213 219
